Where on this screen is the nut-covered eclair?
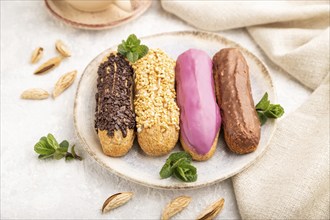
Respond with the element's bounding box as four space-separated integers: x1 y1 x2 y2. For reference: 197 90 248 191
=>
213 48 260 154
176 49 221 161
133 49 180 156
95 52 135 157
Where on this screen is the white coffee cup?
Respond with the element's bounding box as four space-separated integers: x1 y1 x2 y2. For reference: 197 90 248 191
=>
66 0 132 12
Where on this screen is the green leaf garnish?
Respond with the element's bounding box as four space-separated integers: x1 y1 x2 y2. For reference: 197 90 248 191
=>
173 162 197 182
255 92 270 111
71 145 82 161
257 111 267 126
34 141 55 155
46 133 59 149
59 140 69 149
117 34 149 63
255 92 284 125
159 152 197 182
159 161 173 179
264 104 285 118
136 45 149 59
65 154 74 161
38 154 54 160
34 134 82 161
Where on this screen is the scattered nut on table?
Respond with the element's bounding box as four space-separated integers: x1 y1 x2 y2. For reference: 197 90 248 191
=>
161 195 192 220
53 70 77 98
30 47 43 64
21 88 49 100
55 40 71 57
102 192 133 214
196 198 225 220
34 56 62 74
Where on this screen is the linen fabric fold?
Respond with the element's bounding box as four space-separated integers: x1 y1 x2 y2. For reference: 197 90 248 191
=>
161 1 330 218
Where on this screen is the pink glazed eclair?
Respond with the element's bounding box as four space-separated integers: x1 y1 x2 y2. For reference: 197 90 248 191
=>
175 49 221 161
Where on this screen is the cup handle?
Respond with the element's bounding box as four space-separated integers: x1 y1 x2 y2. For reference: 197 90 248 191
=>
114 0 132 12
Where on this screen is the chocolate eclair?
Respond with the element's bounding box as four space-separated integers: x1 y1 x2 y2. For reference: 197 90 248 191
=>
213 48 260 154
95 52 135 157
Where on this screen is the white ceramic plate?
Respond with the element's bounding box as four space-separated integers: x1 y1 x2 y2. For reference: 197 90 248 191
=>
74 31 276 189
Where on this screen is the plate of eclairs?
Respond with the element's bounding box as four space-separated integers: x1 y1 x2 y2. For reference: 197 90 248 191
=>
74 31 282 189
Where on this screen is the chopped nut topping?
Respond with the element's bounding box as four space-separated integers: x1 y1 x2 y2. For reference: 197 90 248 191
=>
132 49 180 132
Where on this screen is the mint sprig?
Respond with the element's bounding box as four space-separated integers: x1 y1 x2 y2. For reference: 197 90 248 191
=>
34 134 82 161
117 34 149 63
255 92 284 125
159 152 197 182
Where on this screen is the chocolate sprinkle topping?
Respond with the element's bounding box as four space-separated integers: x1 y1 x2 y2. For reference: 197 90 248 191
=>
95 53 135 138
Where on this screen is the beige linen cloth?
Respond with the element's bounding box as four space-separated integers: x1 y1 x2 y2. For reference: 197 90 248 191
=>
162 1 330 219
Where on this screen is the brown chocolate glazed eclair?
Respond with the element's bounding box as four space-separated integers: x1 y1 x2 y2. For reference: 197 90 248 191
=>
95 52 135 157
213 48 260 154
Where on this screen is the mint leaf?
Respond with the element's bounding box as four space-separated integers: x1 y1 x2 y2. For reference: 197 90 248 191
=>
56 147 68 153
169 152 191 163
159 152 197 182
126 34 140 47
173 162 197 182
65 154 74 161
117 44 127 55
117 34 149 63
132 52 139 62
264 104 284 118
126 52 139 63
38 154 54 160
46 134 59 149
126 52 134 62
59 140 69 151
174 166 188 182
136 45 149 59
71 145 82 160
255 92 270 111
53 152 65 160
159 161 173 179
257 111 267 125
171 157 189 169
255 92 284 125
34 141 55 155
34 134 82 161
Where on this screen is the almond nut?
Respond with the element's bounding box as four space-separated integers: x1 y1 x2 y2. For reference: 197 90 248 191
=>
161 196 191 220
21 88 49 100
53 70 77 98
55 40 71 57
196 198 224 220
102 192 133 214
31 47 43 64
34 56 62 74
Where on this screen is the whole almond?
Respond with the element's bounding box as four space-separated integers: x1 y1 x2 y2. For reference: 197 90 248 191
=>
53 70 77 98
31 47 43 64
196 198 225 220
161 196 192 220
21 88 49 100
102 192 133 214
55 40 71 57
34 56 62 74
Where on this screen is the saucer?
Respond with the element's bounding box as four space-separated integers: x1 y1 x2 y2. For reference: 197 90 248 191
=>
45 0 152 30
